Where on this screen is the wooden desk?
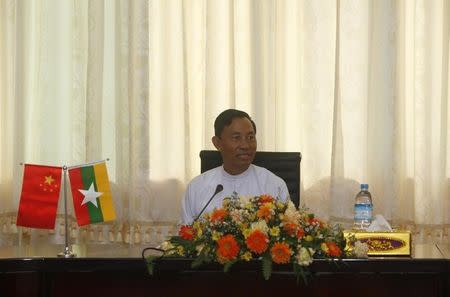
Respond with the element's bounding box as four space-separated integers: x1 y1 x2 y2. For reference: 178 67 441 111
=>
0 243 448 297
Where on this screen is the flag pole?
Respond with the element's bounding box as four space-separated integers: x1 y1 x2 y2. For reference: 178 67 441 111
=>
67 158 109 170
57 165 76 258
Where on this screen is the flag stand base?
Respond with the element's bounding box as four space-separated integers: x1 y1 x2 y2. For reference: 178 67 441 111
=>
57 246 76 258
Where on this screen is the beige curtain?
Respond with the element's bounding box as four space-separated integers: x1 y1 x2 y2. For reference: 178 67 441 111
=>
0 0 449 249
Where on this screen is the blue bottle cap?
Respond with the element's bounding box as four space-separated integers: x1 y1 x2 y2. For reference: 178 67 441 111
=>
360 183 369 190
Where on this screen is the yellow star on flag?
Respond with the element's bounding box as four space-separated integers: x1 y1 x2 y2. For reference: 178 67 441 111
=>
44 175 55 185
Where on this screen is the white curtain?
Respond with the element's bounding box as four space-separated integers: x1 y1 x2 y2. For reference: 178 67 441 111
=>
0 0 449 248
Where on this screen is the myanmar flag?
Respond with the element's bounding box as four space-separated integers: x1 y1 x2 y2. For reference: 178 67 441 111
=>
68 162 116 226
17 164 62 229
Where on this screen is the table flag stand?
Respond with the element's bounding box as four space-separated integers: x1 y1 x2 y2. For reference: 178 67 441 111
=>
58 165 76 258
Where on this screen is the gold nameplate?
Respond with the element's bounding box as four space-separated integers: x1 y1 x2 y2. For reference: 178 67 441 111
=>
343 230 411 256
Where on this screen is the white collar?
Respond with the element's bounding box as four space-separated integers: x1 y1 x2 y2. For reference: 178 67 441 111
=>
220 164 253 180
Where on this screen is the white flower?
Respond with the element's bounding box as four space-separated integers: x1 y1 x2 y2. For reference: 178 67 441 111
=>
239 195 252 206
230 209 242 223
283 201 301 221
159 240 177 255
295 246 315 266
160 240 174 251
195 244 205 255
286 200 296 211
250 220 269 234
354 241 369 258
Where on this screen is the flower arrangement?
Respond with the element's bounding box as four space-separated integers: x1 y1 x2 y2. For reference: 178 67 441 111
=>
147 194 363 280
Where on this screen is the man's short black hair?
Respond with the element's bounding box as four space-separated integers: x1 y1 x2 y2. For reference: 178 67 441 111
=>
214 109 257 137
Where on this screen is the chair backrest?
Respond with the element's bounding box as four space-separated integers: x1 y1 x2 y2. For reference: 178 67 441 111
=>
199 150 301 207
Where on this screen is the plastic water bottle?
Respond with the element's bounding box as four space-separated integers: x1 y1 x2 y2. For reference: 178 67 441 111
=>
353 183 373 230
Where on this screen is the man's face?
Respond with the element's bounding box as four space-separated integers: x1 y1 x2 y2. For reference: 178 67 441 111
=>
213 117 257 175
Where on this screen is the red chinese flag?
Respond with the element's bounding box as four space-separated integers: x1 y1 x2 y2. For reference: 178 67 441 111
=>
16 164 62 229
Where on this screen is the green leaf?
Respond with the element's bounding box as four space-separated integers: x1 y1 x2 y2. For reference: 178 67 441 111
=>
170 237 194 248
261 256 272 280
191 256 204 269
191 251 210 269
293 263 308 285
223 260 236 273
145 256 157 276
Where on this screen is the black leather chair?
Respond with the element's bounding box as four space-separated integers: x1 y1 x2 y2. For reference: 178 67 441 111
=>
199 150 301 207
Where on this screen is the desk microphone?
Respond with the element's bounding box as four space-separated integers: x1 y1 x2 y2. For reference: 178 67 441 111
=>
194 184 223 221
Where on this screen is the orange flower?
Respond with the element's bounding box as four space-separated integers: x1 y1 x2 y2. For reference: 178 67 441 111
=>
216 234 240 263
246 230 269 254
211 208 227 223
282 222 298 236
296 227 305 239
326 242 342 257
178 225 194 240
259 194 274 204
257 204 273 221
270 242 292 264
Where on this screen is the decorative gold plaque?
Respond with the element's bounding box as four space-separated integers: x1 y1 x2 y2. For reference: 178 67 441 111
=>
343 230 411 256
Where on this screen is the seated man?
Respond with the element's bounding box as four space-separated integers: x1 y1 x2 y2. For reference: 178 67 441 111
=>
181 109 289 224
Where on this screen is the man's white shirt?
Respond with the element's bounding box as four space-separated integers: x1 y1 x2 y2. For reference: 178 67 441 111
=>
181 164 289 224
